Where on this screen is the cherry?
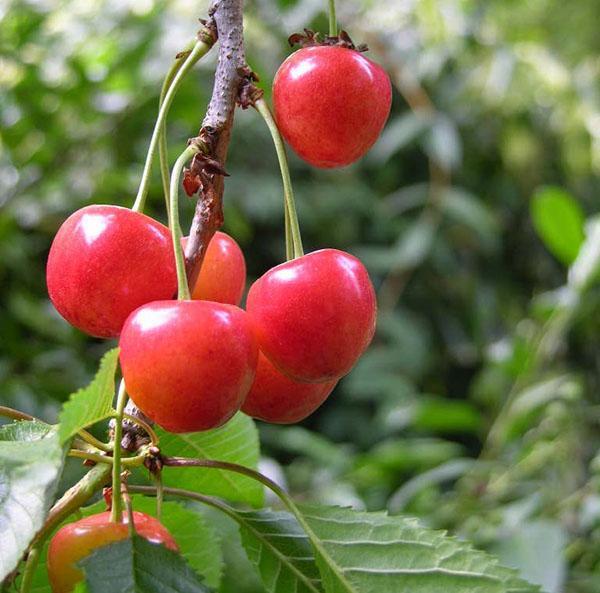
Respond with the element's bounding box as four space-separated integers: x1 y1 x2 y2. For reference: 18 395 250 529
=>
46 205 177 338
47 511 177 593
246 249 377 383
242 351 337 423
273 46 391 168
119 300 258 433
182 231 246 305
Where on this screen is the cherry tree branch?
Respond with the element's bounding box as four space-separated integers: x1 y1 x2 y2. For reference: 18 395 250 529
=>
184 0 247 288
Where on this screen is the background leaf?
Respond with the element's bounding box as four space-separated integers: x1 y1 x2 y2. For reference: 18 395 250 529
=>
58 348 119 444
158 413 263 507
0 421 64 581
530 186 585 265
79 535 210 593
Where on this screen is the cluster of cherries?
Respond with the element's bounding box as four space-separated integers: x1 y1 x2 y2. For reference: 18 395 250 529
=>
46 206 377 431
45 37 390 435
44 34 391 593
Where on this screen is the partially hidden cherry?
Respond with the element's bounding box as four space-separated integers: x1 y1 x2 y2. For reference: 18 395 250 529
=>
242 351 337 423
273 46 392 168
119 300 258 433
47 511 177 593
246 249 377 383
46 205 177 338
182 231 246 305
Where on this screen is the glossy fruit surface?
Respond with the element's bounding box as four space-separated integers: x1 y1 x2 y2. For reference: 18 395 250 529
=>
242 351 337 423
46 205 177 338
119 300 258 432
183 231 246 305
47 511 177 593
246 249 377 382
273 46 391 168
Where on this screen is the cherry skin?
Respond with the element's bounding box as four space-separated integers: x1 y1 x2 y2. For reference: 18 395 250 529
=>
119 300 258 433
46 205 177 338
242 351 337 423
182 231 246 305
47 511 177 593
246 249 377 383
273 46 392 168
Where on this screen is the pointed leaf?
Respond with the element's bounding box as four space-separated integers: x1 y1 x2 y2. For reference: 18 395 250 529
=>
295 505 540 593
58 348 119 444
0 422 64 581
158 413 263 507
79 535 210 593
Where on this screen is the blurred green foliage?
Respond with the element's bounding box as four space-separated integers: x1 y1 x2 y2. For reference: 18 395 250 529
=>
1 0 599 591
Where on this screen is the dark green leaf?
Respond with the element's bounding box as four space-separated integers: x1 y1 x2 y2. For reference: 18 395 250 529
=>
79 535 210 593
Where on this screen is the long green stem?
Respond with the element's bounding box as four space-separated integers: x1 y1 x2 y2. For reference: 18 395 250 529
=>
131 40 212 214
19 545 40 593
328 0 337 37
158 43 195 219
254 98 304 260
111 380 128 523
170 144 201 300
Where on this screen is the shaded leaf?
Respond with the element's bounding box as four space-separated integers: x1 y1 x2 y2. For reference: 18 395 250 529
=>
58 348 119 444
79 535 210 593
235 508 322 593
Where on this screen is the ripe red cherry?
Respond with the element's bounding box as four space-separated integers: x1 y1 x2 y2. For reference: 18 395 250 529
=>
273 46 392 168
246 249 377 383
182 231 246 305
119 300 258 433
242 351 337 423
46 205 177 338
47 511 177 593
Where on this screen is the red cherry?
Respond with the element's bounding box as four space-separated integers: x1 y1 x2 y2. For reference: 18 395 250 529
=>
46 205 177 338
119 300 258 433
242 351 337 423
246 249 377 382
47 511 177 593
182 231 246 305
273 46 392 168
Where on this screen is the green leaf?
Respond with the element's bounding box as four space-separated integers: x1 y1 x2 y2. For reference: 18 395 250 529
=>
0 421 64 581
295 505 540 593
79 535 210 593
58 348 120 444
158 413 263 507
130 496 223 588
235 508 322 593
530 186 585 265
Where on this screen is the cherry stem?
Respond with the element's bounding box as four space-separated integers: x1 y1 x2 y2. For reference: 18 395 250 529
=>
19 545 40 593
158 41 196 221
254 97 304 260
328 0 337 37
170 144 201 300
131 39 212 214
111 380 128 523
